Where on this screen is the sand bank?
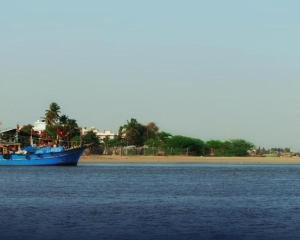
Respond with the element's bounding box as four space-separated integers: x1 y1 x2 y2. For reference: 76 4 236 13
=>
80 155 300 164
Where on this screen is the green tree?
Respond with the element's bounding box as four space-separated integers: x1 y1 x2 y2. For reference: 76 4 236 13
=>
45 102 61 126
119 118 146 146
59 116 80 139
59 114 68 125
118 119 161 146
106 138 126 147
18 124 35 146
206 140 226 156
158 131 172 144
19 124 33 136
145 122 159 140
229 139 254 156
206 139 254 156
82 131 103 154
82 131 100 145
166 135 206 156
70 135 81 147
144 138 161 148
44 102 61 141
43 103 81 144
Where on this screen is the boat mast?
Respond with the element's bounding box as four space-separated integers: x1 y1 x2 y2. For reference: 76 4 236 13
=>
28 127 33 146
15 125 20 143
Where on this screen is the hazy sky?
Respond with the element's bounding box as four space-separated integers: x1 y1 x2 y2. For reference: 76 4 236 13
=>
1 1 300 149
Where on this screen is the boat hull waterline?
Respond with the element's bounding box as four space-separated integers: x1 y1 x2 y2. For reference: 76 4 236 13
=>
0 148 85 166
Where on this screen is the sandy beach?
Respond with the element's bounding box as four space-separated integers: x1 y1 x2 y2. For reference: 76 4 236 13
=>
80 155 300 164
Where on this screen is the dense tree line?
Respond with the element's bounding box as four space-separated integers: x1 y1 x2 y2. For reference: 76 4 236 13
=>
206 139 255 157
107 118 255 157
12 103 255 156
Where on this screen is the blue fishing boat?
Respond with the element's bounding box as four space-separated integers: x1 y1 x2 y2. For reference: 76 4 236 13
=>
0 145 85 166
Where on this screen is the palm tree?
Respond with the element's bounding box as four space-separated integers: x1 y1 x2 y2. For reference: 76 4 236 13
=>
45 102 61 126
59 114 68 125
57 114 80 147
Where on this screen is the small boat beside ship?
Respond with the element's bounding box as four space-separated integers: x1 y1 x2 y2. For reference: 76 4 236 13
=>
0 143 85 166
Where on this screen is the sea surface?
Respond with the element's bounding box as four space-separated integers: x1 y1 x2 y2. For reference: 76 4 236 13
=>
0 163 300 240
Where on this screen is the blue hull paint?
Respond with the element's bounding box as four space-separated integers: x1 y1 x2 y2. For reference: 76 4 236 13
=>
0 148 85 166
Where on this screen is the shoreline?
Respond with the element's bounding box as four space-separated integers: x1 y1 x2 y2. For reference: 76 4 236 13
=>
80 155 300 165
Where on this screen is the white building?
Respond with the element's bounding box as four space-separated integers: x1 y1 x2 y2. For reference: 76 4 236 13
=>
97 130 116 141
82 127 116 142
33 120 46 133
82 127 98 136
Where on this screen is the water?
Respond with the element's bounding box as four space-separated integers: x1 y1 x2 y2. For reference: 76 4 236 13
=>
0 164 300 240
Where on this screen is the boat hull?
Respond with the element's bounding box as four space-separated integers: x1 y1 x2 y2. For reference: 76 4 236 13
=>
0 148 85 166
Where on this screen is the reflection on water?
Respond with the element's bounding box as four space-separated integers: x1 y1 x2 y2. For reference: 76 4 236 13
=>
0 163 300 240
